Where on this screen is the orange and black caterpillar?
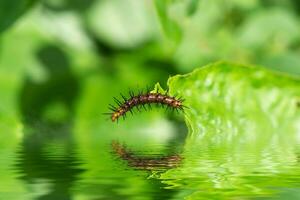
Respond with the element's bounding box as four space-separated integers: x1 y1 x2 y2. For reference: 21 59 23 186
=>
106 89 186 122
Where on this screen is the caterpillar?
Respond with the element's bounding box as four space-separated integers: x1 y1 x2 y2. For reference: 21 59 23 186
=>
105 89 186 122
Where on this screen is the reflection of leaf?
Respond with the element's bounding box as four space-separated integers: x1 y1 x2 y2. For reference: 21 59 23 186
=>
0 0 36 32
159 62 300 199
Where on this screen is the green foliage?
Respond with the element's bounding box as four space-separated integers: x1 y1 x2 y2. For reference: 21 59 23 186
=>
0 0 35 32
0 0 300 199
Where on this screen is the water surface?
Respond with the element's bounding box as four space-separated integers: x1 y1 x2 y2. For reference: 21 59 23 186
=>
1 121 300 200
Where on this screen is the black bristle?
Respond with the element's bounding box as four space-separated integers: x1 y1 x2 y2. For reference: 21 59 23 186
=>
129 91 134 98
148 103 152 110
138 89 142 96
129 108 133 115
146 86 151 93
141 103 146 111
109 104 117 111
107 88 187 122
113 97 122 106
120 93 127 101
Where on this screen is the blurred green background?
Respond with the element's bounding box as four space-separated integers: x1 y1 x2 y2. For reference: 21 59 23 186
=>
0 0 300 199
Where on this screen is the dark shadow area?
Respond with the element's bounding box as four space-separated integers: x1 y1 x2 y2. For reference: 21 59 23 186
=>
0 0 36 32
17 44 82 199
291 0 300 15
19 45 79 125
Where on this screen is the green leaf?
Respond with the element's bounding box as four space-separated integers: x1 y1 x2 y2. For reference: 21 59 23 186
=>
168 61 300 137
159 62 300 198
0 0 36 32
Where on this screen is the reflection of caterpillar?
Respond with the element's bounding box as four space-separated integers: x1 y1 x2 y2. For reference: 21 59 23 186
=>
111 141 182 170
106 90 186 122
